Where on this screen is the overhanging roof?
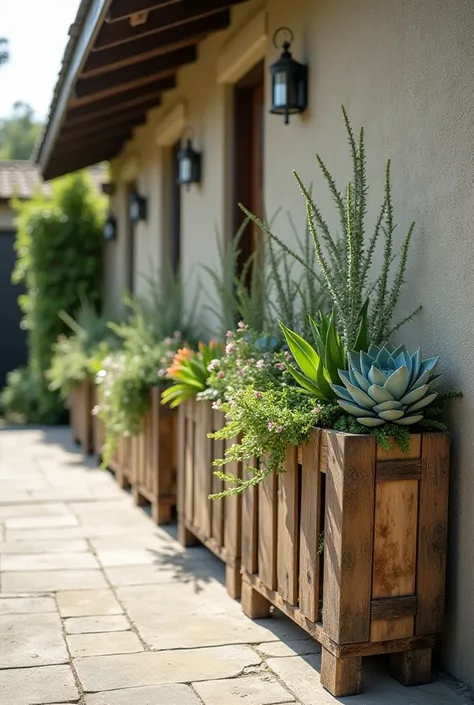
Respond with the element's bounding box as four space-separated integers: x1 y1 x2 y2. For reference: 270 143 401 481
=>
36 0 249 181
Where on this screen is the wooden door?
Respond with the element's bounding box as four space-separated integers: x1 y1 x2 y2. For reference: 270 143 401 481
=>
233 62 265 275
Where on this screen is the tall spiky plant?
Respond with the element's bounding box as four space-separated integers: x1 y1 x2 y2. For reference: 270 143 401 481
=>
241 106 420 352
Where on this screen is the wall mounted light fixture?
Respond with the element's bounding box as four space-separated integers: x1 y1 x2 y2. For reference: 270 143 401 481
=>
103 214 117 241
270 27 308 125
177 128 202 190
129 191 147 223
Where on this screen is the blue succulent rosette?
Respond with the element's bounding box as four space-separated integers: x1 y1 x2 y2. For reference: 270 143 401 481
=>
332 344 442 427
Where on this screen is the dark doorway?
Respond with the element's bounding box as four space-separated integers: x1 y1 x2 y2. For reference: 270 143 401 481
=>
233 61 265 274
0 231 27 389
170 140 182 274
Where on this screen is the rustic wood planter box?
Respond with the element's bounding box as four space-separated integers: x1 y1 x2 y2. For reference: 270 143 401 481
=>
130 387 177 525
108 435 132 489
69 379 94 454
92 385 105 460
241 429 450 697
177 399 243 598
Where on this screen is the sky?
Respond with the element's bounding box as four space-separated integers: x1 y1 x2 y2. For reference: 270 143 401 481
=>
0 0 81 121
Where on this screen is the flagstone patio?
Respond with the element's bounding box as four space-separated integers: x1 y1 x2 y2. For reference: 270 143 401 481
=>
0 426 470 705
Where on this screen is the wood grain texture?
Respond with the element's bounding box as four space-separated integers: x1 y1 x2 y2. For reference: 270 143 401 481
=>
390 648 432 685
299 431 322 622
321 648 362 697
241 462 258 576
258 469 278 590
416 433 450 635
323 432 376 645
371 595 417 621
370 616 414 642
210 416 224 548
177 403 186 517
377 434 421 461
193 401 213 539
277 446 299 605
223 434 241 571
184 401 195 525
241 577 271 619
376 459 422 482
372 479 418 599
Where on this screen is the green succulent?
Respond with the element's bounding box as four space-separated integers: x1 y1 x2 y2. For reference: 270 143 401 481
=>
332 343 442 427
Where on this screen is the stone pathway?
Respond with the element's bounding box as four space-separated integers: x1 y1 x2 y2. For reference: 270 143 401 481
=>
0 427 470 705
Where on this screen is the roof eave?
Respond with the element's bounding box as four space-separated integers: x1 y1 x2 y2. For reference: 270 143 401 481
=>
36 0 113 176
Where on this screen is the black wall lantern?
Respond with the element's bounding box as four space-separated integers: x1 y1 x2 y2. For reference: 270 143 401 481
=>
129 191 147 223
270 27 308 125
103 214 117 241
177 128 202 190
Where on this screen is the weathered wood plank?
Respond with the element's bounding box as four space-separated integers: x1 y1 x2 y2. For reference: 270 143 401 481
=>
194 401 213 539
371 595 417 621
377 434 421 461
390 648 432 685
370 616 414 642
376 459 422 482
299 431 321 622
210 420 224 548
184 401 195 525
372 479 418 598
416 433 450 634
323 432 376 645
223 435 241 574
321 648 362 697
258 468 278 590
277 446 299 605
177 403 186 517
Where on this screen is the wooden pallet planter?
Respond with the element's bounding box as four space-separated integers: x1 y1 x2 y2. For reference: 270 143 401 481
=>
130 387 177 524
177 398 243 598
107 435 132 490
69 379 94 454
92 385 105 461
241 429 450 697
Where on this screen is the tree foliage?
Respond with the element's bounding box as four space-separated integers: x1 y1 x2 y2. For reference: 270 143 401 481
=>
0 38 8 67
0 102 42 160
3 172 105 422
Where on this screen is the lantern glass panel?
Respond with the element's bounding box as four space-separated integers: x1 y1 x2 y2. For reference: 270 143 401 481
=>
130 200 139 222
273 72 288 107
179 157 192 183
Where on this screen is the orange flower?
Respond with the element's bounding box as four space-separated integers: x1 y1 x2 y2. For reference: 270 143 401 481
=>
167 347 193 377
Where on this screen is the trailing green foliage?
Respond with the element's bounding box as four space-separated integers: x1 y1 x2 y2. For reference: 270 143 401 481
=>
3 172 105 422
241 107 420 352
0 366 43 422
47 300 119 400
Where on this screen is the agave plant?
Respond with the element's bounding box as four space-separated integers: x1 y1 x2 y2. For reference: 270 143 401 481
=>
332 344 441 427
279 302 368 400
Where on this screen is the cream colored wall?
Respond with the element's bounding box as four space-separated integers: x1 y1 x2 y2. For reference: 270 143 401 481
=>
106 0 474 683
0 203 14 231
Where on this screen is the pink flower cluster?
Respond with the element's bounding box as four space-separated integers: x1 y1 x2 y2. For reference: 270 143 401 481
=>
256 359 265 370
207 359 220 372
267 421 283 433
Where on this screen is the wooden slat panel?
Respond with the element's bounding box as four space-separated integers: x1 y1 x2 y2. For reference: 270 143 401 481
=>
372 479 418 598
258 468 278 590
84 11 230 76
241 468 258 575
184 400 195 524
223 435 241 566
377 434 421 461
371 595 417 621
95 0 246 49
194 401 213 539
76 46 197 99
177 402 186 515
323 432 376 645
108 0 184 22
277 446 299 605
376 459 422 482
416 433 450 635
210 432 224 548
156 388 175 500
370 616 414 642
299 431 321 622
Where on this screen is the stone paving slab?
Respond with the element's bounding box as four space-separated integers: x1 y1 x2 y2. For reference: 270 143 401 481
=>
85 684 201 705
0 612 68 669
75 645 261 692
56 589 123 617
67 630 144 657
0 427 470 705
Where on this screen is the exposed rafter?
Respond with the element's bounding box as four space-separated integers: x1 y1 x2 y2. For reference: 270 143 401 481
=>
107 0 181 23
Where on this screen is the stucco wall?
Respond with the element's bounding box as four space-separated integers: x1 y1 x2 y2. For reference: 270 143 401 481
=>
106 0 474 684
0 204 14 231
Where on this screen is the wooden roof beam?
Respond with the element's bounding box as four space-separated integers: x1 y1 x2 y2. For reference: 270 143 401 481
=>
68 75 174 114
76 45 196 98
60 106 148 141
45 143 124 180
107 0 181 23
93 0 247 50
56 129 132 156
82 10 229 77
66 93 161 128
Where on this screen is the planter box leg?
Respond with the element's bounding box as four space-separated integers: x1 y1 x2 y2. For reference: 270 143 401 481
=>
241 579 271 619
152 501 172 526
178 516 199 547
321 648 362 697
390 648 432 686
132 487 147 507
226 564 241 600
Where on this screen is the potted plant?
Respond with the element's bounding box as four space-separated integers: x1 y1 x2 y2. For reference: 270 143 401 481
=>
211 110 455 697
